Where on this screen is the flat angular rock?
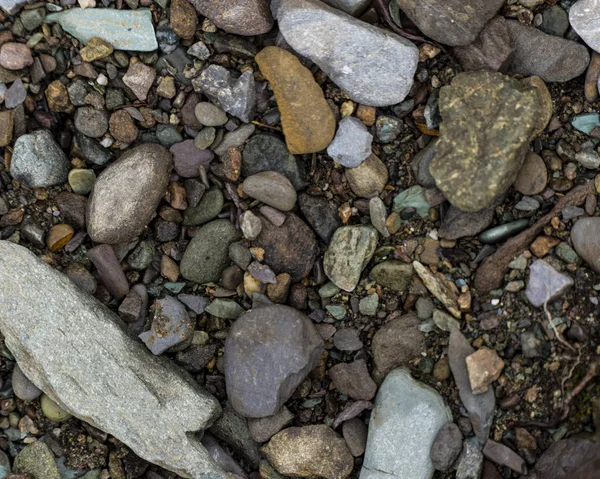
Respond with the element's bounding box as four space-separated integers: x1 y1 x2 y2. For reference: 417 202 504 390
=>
529 436 600 479
430 72 539 212
275 0 418 107
0 241 225 479
224 305 323 418
525 259 574 307
430 423 463 472
438 205 495 240
248 407 294 443
396 0 504 46
0 0 28 14
45 9 158 51
139 296 195 355
189 0 273 36
298 193 341 243
329 359 377 400
87 144 172 244
327 116 373 168
360 369 452 479
570 0 600 54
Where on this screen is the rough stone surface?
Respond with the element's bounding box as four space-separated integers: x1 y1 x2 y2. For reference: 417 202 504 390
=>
529 436 600 479
139 296 195 355
571 217 600 272
242 171 297 211
327 116 373 168
224 305 323 418
248 407 294 443
0 42 33 70
263 425 353 479
189 0 274 36
525 259 574 307
298 193 341 243
465 349 505 394
13 442 60 479
342 418 368 457
345 154 388 198
570 0 600 54
320 0 370 16
329 359 377 400
430 423 463 472
438 205 495 240
369 261 413 292
430 72 539 212
87 144 173 244
0 241 225 479
10 130 70 188
275 0 418 107
360 369 452 479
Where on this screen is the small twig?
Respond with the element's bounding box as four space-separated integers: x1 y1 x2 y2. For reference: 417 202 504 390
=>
543 301 577 353
561 348 582 399
251 121 282 132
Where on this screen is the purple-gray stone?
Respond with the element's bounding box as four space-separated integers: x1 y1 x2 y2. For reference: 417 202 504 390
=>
525 259 574 308
327 116 373 168
139 296 195 355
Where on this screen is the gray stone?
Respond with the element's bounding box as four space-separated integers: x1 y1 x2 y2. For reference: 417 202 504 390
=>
571 217 600 271
248 407 294 443
74 106 109 138
540 5 569 37
320 0 370 16
525 259 574 307
369 197 389 237
12 364 42 401
181 220 241 284
396 0 504 46
123 62 156 101
205 299 245 319
439 205 495 240
224 305 323 418
75 131 111 166
275 0 418 107
324 226 378 292
415 297 434 320
10 129 69 188
209 405 260 468
229 242 252 270
45 9 158 51
171 140 214 177
456 441 484 479
14 441 60 479
0 240 226 479
575 149 600 169
201 433 247 478
194 102 228 127
87 144 173 244
240 210 263 240
0 0 27 15
342 418 367 457
139 296 195 355
333 328 362 352
345 154 389 198
570 0 600 53
213 124 256 156
360 369 452 479
410 139 437 188
298 193 341 243
529 436 600 479
327 116 373 168
196 65 256 123
430 423 463 472
189 0 273 36
359 292 379 316
479 219 529 244
5 78 26 109
183 188 224 226
242 171 297 211
369 261 413 292
329 359 377 400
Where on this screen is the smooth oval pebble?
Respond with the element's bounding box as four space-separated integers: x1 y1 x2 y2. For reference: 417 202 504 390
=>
41 393 72 422
571 217 600 272
194 102 228 126
243 171 297 211
479 219 529 244
513 152 547 196
68 169 96 195
12 364 42 401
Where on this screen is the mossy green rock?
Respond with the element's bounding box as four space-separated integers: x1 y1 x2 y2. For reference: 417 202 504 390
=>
369 261 413 292
183 187 224 226
14 441 61 479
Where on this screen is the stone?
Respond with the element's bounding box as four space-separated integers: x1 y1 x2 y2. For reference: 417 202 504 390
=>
242 134 307 190
56 192 87 230
170 0 197 39
74 106 109 138
430 423 463 472
360 369 452 479
329 359 377 400
202 434 246 478
75 131 111 166
570 0 600 54
46 80 72 113
575 149 600 169
41 393 72 421
439 205 495 240
327 116 373 168
571 218 600 271
449 328 495 443
205 299 244 319
321 0 370 16
345 154 388 198
10 129 69 188
139 296 195 355
243 171 297 211
275 0 418 107
298 193 341 243
430 72 539 212
0 42 32 70
123 62 156 101
255 46 335 154
171 140 214 177
513 152 548 195
413 261 461 318
342 418 368 457
482 440 526 475
87 144 172 244
479 219 529 244
87 244 129 299
456 441 484 479
465 349 504 394
4 78 26 109
525 259 574 307
410 139 437 188
333 328 362 352
0 110 13 147
12 364 42 401
396 0 503 46
181 220 241 284
0 0 27 14
0 241 225 479
529 436 600 479
45 9 158 51
540 5 569 37
196 65 255 123
224 305 323 418
248 407 294 443
194 102 228 126
14 441 60 479
253 213 318 282
371 313 424 382
80 37 114 62
263 425 353 479
189 0 273 35
109 110 138 144
369 261 413 292
209 405 260 468
505 21 590 83
240 211 262 240
213 124 256 156
324 226 378 292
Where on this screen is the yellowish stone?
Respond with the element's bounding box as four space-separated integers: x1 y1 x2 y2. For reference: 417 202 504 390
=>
80 37 114 62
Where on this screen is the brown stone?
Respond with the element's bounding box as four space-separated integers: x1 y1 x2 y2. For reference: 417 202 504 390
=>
345 154 388 198
222 147 242 181
0 110 13 147
585 52 600 103
255 46 335 154
267 273 291 304
170 0 197 39
45 80 73 113
55 192 86 230
465 348 504 394
123 62 156 101
356 105 376 127
80 37 114 62
47 224 74 252
167 182 187 210
513 152 547 196
328 359 377 400
521 76 552 137
0 42 33 70
157 76 176 99
109 110 138 144
530 236 560 257
161 254 179 282
433 357 450 381
87 244 130 300
420 238 439 266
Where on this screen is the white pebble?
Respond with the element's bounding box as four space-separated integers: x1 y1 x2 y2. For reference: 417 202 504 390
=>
96 73 108 86
100 137 114 148
78 0 96 8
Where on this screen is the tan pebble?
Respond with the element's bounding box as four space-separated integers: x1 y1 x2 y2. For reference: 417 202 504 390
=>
249 247 264 262
338 203 352 224
45 79 72 113
157 76 176 99
244 271 264 295
466 348 504 394
530 235 560 257
432 357 450 381
222 147 242 181
356 105 376 127
340 101 355 118
267 272 291 303
47 224 74 252
0 110 13 147
167 182 187 210
109 110 138 143
80 37 114 62
161 254 179 282
585 52 600 103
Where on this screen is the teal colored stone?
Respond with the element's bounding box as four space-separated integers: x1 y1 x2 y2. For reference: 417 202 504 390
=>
326 305 347 320
318 281 341 299
392 185 430 219
359 293 379 316
45 9 158 52
164 282 186 293
479 219 529 244
205 299 244 319
572 113 600 135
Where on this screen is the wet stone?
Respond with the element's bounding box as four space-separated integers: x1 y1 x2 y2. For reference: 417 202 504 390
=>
139 296 194 355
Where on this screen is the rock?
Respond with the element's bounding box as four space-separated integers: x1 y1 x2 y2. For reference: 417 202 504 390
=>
0 42 33 70
5 78 26 109
170 140 214 177
189 0 273 35
253 213 318 282
513 152 548 195
342 418 368 457
360 369 452 479
479 218 529 244
456 441 484 479
505 21 590 83
525 259 574 307
201 434 247 478
396 0 503 46
333 328 362 352
10 130 69 188
327 116 373 168
67 169 95 195
371 313 424 382
540 5 569 37
482 440 526 475
570 0 600 54
413 261 461 318
123 62 156 101
109 110 138 144
263 425 353 479
466 349 504 394
80 37 114 62
275 0 418 107
255 46 335 154
248 407 294 443
74 106 109 138
430 71 539 212
410 139 437 188
75 131 111 166
196 64 255 123
575 149 600 169
240 211 263 240
139 296 194 355
298 193 341 243
88 244 129 299
209 405 260 468
87 144 172 244
55 192 87 230
345 154 388 198
0 241 225 479
170 0 196 39
329 359 377 400
205 299 244 319
529 436 600 479
194 102 228 126
242 172 297 211
45 9 156 50
0 0 27 14
571 217 600 272
439 205 495 240
0 110 13 147
181 220 241 284
12 364 42 401
369 261 413 292
324 226 378 292
14 442 60 479
430 423 463 472
41 393 71 421
321 0 370 16
449 328 495 443
213 124 255 157
224 305 323 418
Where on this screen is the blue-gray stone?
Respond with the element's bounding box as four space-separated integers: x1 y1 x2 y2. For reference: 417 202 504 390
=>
0 0 27 15
321 0 370 15
393 185 430 219
479 219 529 244
45 9 158 52
571 112 600 135
327 116 373 168
525 259 574 307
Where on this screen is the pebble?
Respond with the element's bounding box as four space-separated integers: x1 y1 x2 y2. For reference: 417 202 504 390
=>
321 0 370 15
109 110 138 143
12 364 42 401
361 369 451 479
14 441 61 479
240 210 263 240
46 80 73 113
139 296 194 355
80 37 113 62
410 139 437 188
224 305 323 417
368 197 389 238
194 102 228 126
75 131 111 166
479 219 529 244
513 152 548 195
88 244 129 299
371 313 424 381
439 205 495 240
213 123 255 156
242 171 297 211
529 436 600 479
87 144 172 244
0 42 32 70
170 0 197 39
329 359 377 400
369 261 413 292
456 441 484 479
515 196 540 212
248 406 294 443
255 46 335 154
575 149 600 169
555 242 581 265
194 127 216 150
5 78 26 109
570 0 600 53
327 116 373 168
263 425 353 479
413 261 461 318
333 328 362 352
345 154 389 198
189 0 273 35
482 440 527 475
205 299 245 319
276 0 418 106
170 139 214 177
40 394 72 422
540 5 569 37
342 418 368 457
525 259 574 307
375 115 402 143
74 106 109 138
123 62 156 101
298 193 341 242
465 348 504 394
0 110 13 147
430 423 463 472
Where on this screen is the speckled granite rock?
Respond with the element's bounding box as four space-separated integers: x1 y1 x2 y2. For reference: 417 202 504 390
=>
189 0 274 36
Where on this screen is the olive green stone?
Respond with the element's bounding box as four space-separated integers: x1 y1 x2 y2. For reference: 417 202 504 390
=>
41 393 72 422
14 441 60 479
183 187 224 226
68 169 96 195
369 261 413 292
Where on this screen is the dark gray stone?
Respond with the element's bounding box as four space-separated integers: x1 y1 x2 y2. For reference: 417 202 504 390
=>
75 131 111 166
439 205 495 240
430 423 463 472
298 193 341 243
209 405 260 468
74 106 109 138
410 138 437 188
12 364 42 401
